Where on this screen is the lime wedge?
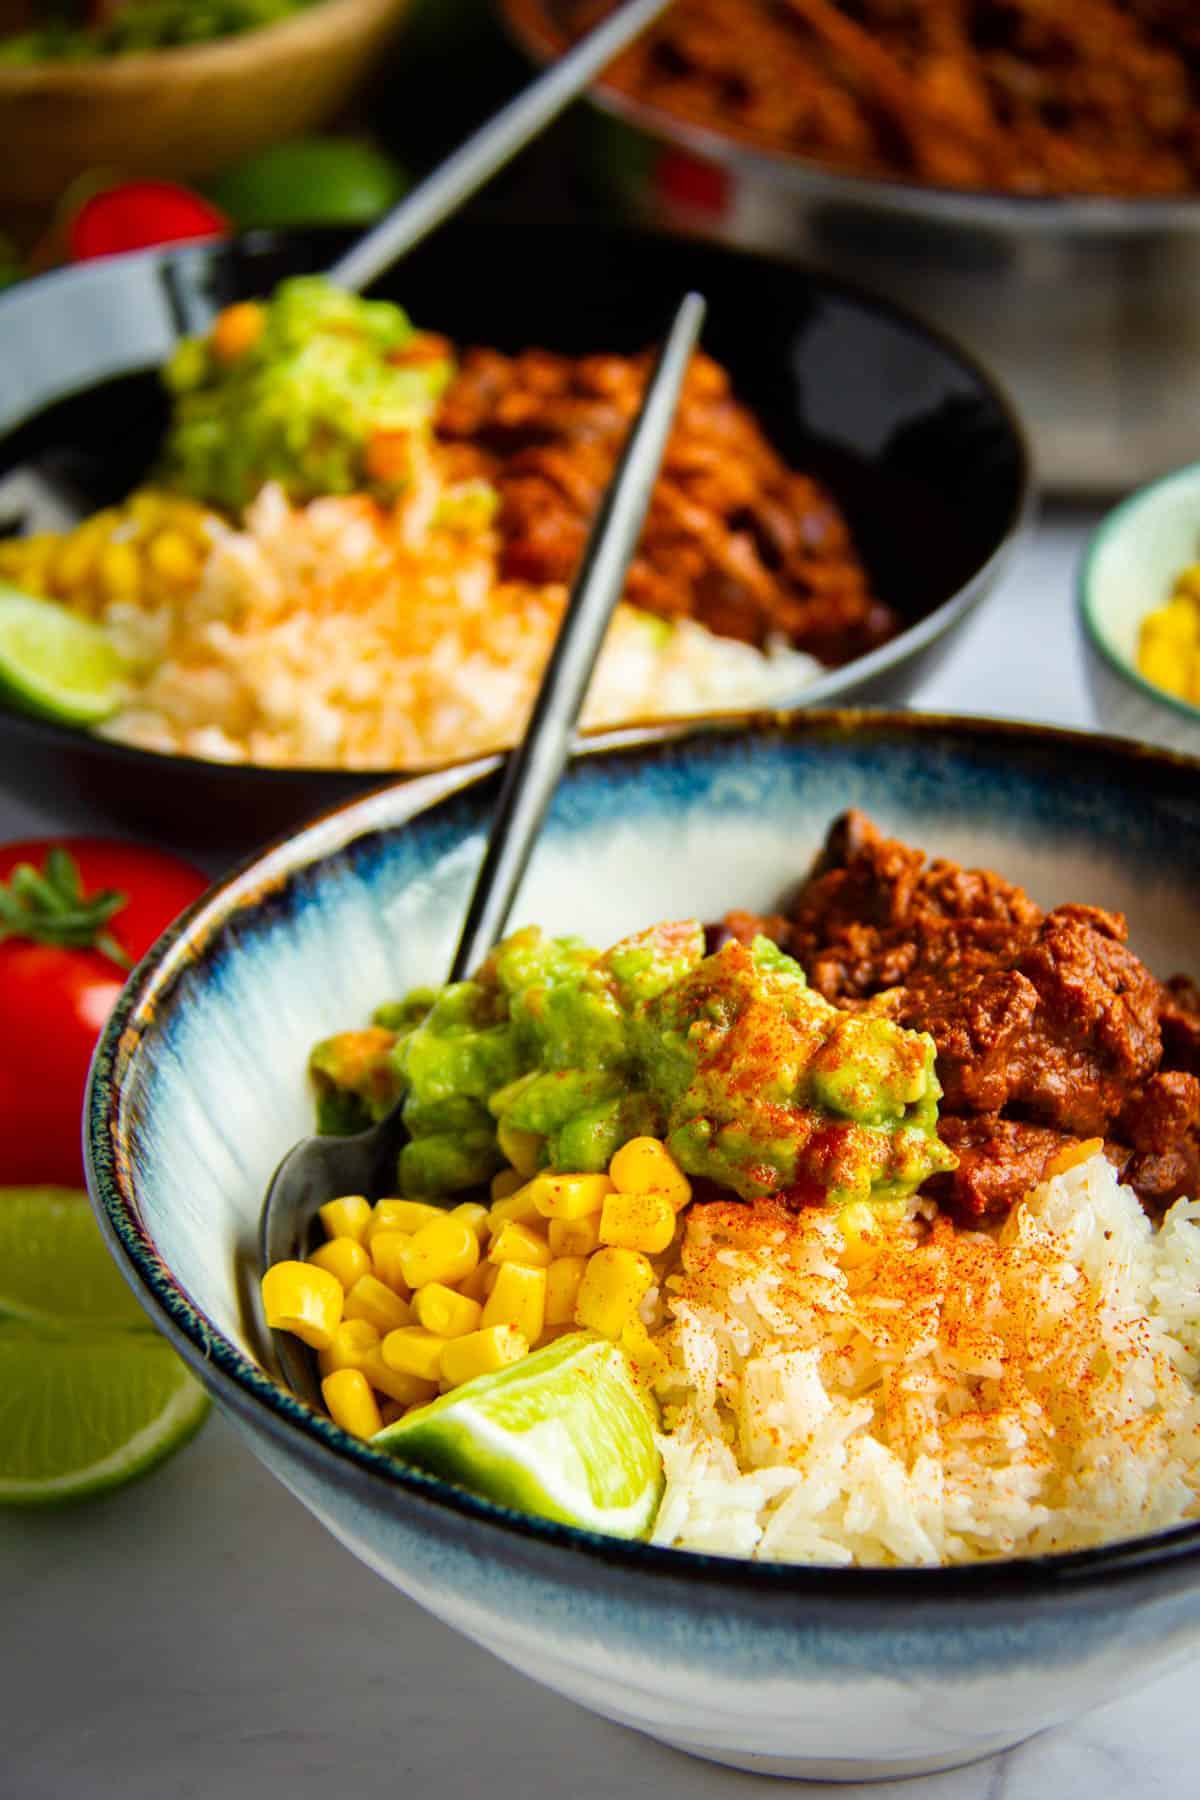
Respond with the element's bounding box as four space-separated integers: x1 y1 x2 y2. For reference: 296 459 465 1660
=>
374 1332 663 1539
0 1187 148 1328
0 1188 209 1506
0 584 124 726
0 1330 209 1505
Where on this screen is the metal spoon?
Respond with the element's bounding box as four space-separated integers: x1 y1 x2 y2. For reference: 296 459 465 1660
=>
260 290 706 1396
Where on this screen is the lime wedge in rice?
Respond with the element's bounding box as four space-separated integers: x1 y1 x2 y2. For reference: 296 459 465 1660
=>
0 584 124 726
373 1332 664 1539
0 1188 209 1506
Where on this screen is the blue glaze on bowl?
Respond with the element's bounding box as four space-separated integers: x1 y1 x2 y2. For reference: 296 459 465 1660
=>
86 711 1200 1781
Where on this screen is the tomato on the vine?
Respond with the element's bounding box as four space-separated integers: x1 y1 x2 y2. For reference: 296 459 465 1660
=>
0 840 208 1186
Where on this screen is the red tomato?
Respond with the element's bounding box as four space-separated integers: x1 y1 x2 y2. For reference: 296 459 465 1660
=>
0 840 208 1187
69 182 229 262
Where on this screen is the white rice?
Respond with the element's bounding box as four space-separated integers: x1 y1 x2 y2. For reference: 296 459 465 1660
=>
647 1154 1200 1565
99 471 822 769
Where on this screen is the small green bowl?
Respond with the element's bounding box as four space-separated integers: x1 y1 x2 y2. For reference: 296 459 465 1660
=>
1078 460 1200 755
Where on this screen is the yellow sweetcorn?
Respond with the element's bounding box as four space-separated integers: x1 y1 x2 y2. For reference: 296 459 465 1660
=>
0 488 220 616
399 1215 480 1290
381 1327 449 1383
528 1172 612 1221
319 1195 373 1244
369 1230 414 1297
413 1283 483 1339
486 1184 542 1230
318 1318 381 1379
261 1260 344 1350
308 1237 371 1291
321 1369 383 1440
544 1256 588 1326
456 1260 492 1304
496 1120 542 1177
481 1262 546 1343
487 1219 552 1268
342 1274 413 1335
440 1324 528 1389
598 1190 676 1256
360 1347 438 1407
452 1202 491 1241
620 1316 669 1386
367 1199 444 1242
609 1137 692 1211
836 1198 908 1270
211 300 265 363
490 1167 525 1203
574 1248 655 1339
548 1214 602 1259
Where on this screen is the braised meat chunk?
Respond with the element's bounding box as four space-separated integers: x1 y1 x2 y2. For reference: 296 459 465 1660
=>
725 810 1199 1220
436 346 896 665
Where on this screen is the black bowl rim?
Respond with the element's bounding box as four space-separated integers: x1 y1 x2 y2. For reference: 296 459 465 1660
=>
86 706 1200 1604
499 0 1200 232
0 222 1032 784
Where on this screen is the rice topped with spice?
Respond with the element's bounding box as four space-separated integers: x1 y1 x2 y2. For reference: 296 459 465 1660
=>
96 469 823 769
645 1153 1200 1565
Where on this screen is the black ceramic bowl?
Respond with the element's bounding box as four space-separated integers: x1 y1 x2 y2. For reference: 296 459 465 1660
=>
0 225 1030 854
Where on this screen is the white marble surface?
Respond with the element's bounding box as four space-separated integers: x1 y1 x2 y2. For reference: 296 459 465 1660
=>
2 506 1196 1799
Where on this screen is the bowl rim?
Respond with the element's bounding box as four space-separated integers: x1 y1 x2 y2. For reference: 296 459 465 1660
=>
1077 457 1200 726
498 0 1200 234
0 223 1033 781
0 0 407 86
86 705 1200 1600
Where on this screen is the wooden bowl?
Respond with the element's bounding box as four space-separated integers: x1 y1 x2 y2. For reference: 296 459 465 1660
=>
0 0 412 211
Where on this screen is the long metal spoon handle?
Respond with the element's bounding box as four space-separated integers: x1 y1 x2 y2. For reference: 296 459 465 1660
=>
327 0 676 293
448 290 706 983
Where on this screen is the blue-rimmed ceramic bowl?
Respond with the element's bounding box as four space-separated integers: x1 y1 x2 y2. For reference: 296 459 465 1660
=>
1079 461 1200 756
86 711 1200 1783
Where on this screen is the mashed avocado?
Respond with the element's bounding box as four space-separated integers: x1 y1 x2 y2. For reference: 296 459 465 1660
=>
159 276 455 514
310 921 955 1208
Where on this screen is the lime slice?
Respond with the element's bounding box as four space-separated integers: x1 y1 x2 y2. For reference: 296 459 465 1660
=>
0 584 124 726
0 1329 209 1505
0 1187 148 1328
374 1332 663 1538
0 1188 209 1505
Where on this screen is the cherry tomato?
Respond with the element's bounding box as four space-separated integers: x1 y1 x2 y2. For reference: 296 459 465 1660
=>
68 182 229 262
0 840 208 1187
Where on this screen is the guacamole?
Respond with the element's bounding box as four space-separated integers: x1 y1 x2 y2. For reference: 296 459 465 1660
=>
310 921 955 1209
159 277 455 514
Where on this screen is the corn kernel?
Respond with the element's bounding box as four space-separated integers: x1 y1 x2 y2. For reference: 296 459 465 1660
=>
481 1262 546 1342
261 1260 344 1350
211 300 265 363
400 1215 479 1289
487 1219 552 1268
360 1348 438 1407
451 1201 491 1241
369 1230 414 1297
440 1324 528 1388
319 1195 373 1244
381 1327 448 1383
490 1167 525 1202
321 1368 383 1439
574 1248 654 1339
343 1274 413 1335
52 531 98 593
548 1214 602 1258
317 1318 381 1378
487 1184 542 1231
1045 1136 1105 1177
367 1199 444 1241
308 1237 371 1291
413 1283 483 1338
497 1120 542 1176
97 540 141 604
528 1172 612 1220
147 529 201 590
609 1137 692 1211
457 1260 492 1303
599 1189 676 1255
836 1201 887 1270
620 1316 669 1386
545 1256 588 1326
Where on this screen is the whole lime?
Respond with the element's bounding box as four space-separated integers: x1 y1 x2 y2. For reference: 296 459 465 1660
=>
207 138 410 231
